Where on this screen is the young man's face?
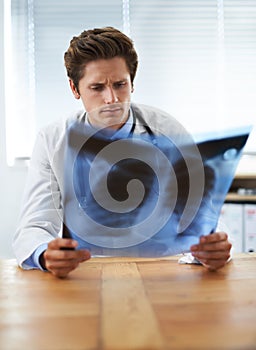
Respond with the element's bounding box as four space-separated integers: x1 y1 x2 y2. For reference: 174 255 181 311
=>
70 57 133 130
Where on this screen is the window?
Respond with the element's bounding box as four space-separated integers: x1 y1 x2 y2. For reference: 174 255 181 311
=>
4 0 256 165
130 0 256 148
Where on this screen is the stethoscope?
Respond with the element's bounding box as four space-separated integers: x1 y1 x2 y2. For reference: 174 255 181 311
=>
128 113 158 146
81 108 158 148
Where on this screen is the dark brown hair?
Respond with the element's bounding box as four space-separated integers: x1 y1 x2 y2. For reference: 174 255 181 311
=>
64 27 138 92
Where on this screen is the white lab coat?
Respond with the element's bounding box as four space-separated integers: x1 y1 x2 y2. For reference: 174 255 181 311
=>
13 103 187 268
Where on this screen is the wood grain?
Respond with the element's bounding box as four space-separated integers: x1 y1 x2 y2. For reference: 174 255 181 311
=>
0 254 255 350
101 262 164 350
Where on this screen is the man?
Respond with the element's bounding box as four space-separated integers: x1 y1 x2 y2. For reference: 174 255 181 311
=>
13 27 232 278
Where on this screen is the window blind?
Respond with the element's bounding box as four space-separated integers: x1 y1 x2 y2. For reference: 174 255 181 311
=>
223 1 256 131
5 0 124 165
4 0 256 165
130 0 219 131
33 0 123 131
130 0 256 142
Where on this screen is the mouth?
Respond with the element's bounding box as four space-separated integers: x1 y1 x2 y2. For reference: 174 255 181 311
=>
100 104 123 114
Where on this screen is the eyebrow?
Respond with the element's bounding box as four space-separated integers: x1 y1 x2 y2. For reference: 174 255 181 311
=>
89 78 128 87
89 82 104 87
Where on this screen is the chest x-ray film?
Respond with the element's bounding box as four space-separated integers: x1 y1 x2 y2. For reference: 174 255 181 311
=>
63 120 251 257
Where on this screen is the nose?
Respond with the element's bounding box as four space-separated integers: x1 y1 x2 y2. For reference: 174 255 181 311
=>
103 86 118 104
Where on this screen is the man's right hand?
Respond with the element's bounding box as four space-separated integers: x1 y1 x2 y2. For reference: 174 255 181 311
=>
39 238 91 278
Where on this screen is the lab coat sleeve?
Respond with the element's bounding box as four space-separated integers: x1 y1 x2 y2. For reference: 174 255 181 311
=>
13 127 64 269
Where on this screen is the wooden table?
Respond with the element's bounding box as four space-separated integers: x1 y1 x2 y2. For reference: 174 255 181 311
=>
0 254 255 350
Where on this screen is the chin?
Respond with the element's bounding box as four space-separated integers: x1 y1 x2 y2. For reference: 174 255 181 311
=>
103 119 124 130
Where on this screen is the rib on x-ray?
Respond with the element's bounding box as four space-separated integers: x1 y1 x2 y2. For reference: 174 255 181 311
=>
62 120 251 257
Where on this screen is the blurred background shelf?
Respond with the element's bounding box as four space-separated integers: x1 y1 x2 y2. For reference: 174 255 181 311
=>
222 161 256 253
226 153 256 203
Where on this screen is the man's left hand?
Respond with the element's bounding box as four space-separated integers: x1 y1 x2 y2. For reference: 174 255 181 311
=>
190 232 232 271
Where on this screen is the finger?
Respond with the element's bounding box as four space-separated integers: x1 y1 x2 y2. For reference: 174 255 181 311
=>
191 250 231 261
198 259 228 271
199 232 228 244
191 240 231 253
48 238 78 250
190 232 231 253
44 249 91 263
46 258 80 270
45 250 91 278
51 266 78 278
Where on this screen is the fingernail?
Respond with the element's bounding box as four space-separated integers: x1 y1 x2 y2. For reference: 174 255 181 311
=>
200 236 206 243
72 240 78 247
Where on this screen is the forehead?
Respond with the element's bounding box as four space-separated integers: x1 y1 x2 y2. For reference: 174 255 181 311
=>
82 57 130 83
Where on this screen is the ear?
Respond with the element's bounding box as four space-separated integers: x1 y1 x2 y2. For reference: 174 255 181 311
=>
69 79 80 99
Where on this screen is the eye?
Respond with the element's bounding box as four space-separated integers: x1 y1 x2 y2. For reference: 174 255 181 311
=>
113 81 127 89
91 85 104 92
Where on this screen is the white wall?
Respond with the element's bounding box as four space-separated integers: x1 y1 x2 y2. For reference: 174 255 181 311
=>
0 0 28 258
